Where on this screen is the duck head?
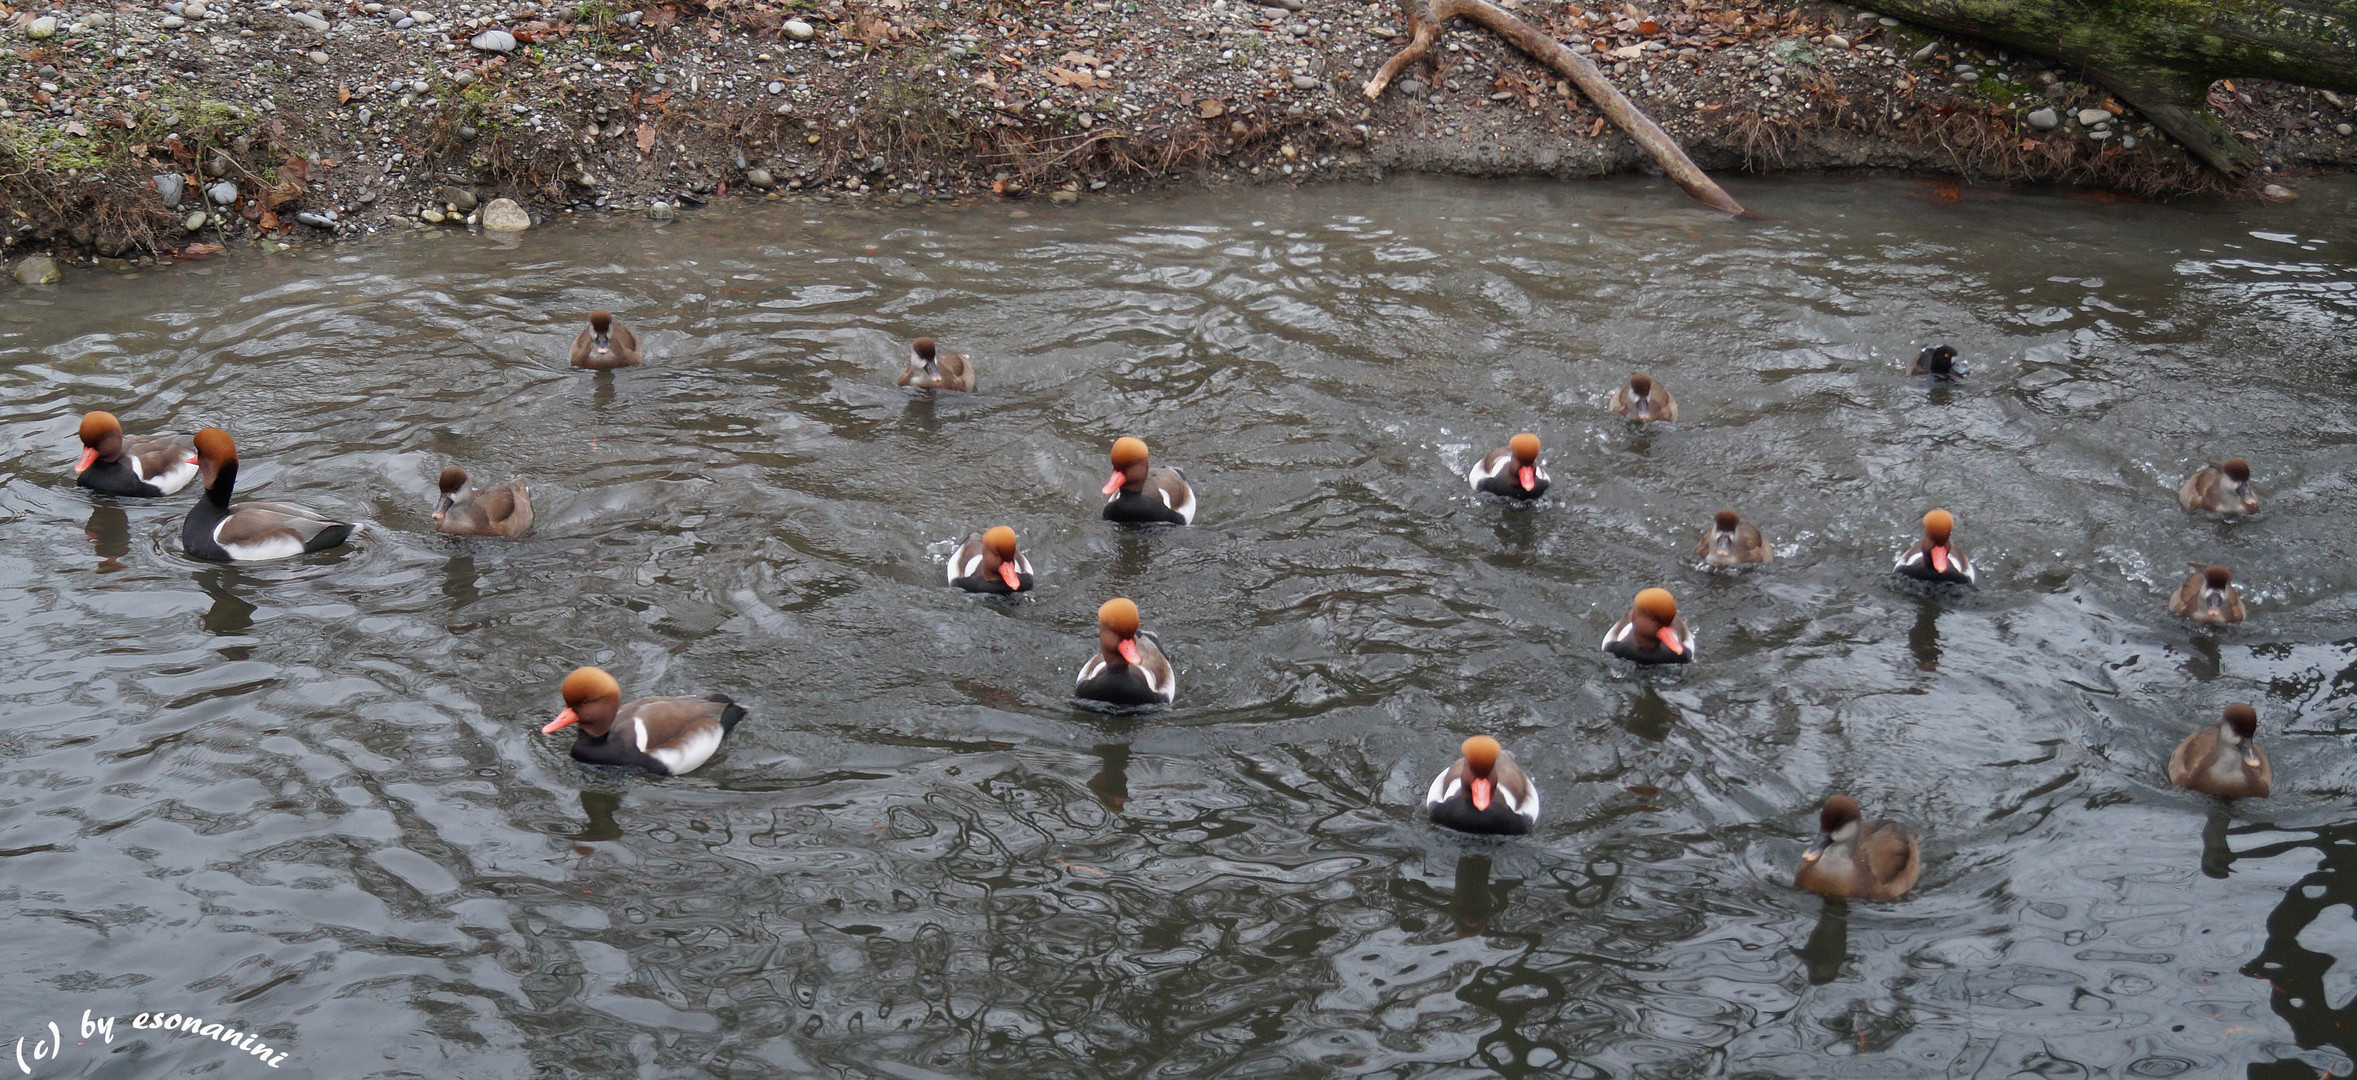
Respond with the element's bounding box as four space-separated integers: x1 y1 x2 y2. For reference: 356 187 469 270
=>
2220 458 2257 513
584 311 620 362
433 466 472 521
1708 509 1742 559
2196 564 2236 620
1917 345 1960 376
983 525 1023 590
1508 433 1541 492
1626 373 1657 414
193 427 239 502
912 337 940 376
544 666 624 737
1629 587 1684 656
1921 509 1957 574
1461 735 1503 812
1098 597 1142 666
1802 795 1863 863
1103 437 1149 495
75 411 126 472
2222 702 2262 768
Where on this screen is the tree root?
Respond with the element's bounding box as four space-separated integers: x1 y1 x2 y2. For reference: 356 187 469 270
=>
1365 0 1745 215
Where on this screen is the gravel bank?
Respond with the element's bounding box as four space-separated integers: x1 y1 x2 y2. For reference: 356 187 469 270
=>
2 0 2352 264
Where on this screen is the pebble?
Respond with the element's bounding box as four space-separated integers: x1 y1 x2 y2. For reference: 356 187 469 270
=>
26 15 57 37
746 168 775 188
309 50 330 64
1049 189 1078 204
783 18 813 39
421 206 445 223
1910 41 1936 62
2026 107 2058 130
13 255 61 285
2076 108 2111 126
646 201 675 221
184 210 208 231
410 79 429 93
2324 90 2346 107
1957 71 1978 83
768 81 785 95
295 211 337 228
2339 123 2354 137
289 11 330 32
2120 134 2137 149
2262 183 2294 201
1823 34 1848 49
438 185 477 211
481 198 531 230
159 15 187 27
470 29 516 52
1292 74 1320 90
206 181 238 205
155 173 185 207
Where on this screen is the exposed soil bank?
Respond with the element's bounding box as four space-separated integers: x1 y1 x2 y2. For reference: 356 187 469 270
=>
3 0 2353 268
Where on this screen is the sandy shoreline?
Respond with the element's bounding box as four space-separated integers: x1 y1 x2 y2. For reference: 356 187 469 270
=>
3 0 2353 273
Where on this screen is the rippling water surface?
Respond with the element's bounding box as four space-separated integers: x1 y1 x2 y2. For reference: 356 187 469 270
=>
5 175 2357 1079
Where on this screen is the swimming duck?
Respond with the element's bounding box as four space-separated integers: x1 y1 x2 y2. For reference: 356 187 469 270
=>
73 410 198 497
1893 509 1978 585
1608 372 1678 422
542 666 745 776
2169 564 2245 625
1466 433 1550 499
1906 344 1965 378
948 525 1034 594
897 337 975 392
1101 437 1195 525
1794 795 1921 901
2179 458 2258 515
2168 703 2271 799
1694 509 1769 568
569 311 642 369
180 428 353 562
1425 735 1540 836
432 466 533 538
1075 597 1174 706
1603 587 1695 664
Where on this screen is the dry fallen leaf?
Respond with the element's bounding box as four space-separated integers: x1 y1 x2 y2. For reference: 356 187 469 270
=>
1047 67 1096 88
636 122 656 154
62 119 88 136
180 243 225 258
1588 116 1607 137
338 83 352 105
1057 51 1100 66
258 209 279 231
1198 98 1224 118
972 71 998 89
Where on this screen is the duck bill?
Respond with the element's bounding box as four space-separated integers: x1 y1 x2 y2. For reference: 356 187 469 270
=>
998 563 1022 590
1101 472 1126 495
74 447 98 472
432 494 454 521
2242 746 2263 769
1655 627 1685 655
542 708 580 734
1469 777 1493 812
1518 465 1535 491
1712 536 1735 558
1117 638 1141 665
2203 593 2227 619
1802 834 1830 863
1930 545 1950 574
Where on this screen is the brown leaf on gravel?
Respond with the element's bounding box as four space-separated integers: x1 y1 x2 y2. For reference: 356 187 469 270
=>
180 243 225 258
337 84 352 105
636 122 657 154
1197 98 1224 118
972 71 998 89
1047 67 1096 88
63 120 88 136
1587 116 1606 137
1057 51 1100 66
259 210 279 231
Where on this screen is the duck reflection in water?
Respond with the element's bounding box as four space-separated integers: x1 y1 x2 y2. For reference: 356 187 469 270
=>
441 552 480 610
1796 899 1851 985
567 787 625 847
195 565 257 641
2238 817 2357 1063
83 503 130 572
1619 685 1679 742
1908 599 1942 672
1087 742 1131 812
1448 853 1513 937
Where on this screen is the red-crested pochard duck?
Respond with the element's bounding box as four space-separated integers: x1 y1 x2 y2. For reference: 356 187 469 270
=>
1795 795 1921 901
1075 597 1174 706
73 410 198 497
1603 587 1694 665
948 525 1034 594
433 466 533 538
543 666 745 776
1694 509 1770 568
569 311 642 369
1101 437 1195 525
2169 564 2245 625
1425 735 1540 836
2169 703 2271 799
1608 372 1677 422
2179 458 2257 515
180 428 352 562
1893 509 1978 585
1466 433 1550 500
1906 344 1965 378
897 337 975 392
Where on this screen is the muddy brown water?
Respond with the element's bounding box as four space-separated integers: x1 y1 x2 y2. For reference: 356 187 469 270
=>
4 175 2357 1079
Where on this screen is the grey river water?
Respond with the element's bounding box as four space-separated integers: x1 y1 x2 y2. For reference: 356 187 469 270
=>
3 175 2356 1079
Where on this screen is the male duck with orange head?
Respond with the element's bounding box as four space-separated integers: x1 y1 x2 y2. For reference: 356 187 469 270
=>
1603 587 1695 664
1101 437 1195 525
1893 509 1978 586
1425 736 1540 835
73 410 198 497
1076 598 1174 706
181 428 353 562
543 666 745 775
948 526 1035 594
1467 433 1550 500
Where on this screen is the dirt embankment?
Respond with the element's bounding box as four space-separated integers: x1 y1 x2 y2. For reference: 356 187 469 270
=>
2 0 2353 269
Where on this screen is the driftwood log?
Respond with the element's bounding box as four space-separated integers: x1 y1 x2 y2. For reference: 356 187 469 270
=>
1858 0 2357 177
1364 0 1746 216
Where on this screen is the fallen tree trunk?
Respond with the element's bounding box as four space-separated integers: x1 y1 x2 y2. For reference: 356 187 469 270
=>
1364 0 1747 216
1869 0 2357 176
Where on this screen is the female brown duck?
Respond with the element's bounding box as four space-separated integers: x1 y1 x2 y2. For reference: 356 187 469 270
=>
1795 795 1920 901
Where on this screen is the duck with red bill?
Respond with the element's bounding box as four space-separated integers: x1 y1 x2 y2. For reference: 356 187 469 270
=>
1603 587 1696 664
948 526 1035 594
73 411 199 497
1466 432 1550 500
1075 597 1175 706
1100 436 1195 525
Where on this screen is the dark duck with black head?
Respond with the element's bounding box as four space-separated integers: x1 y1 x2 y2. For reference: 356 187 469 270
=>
542 666 745 776
1100 437 1195 525
1466 433 1550 500
73 410 198 497
1075 598 1174 706
1906 344 1965 378
180 428 353 562
1425 736 1540 836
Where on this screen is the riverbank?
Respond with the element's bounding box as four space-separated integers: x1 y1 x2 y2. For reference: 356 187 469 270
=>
4 0 2353 269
